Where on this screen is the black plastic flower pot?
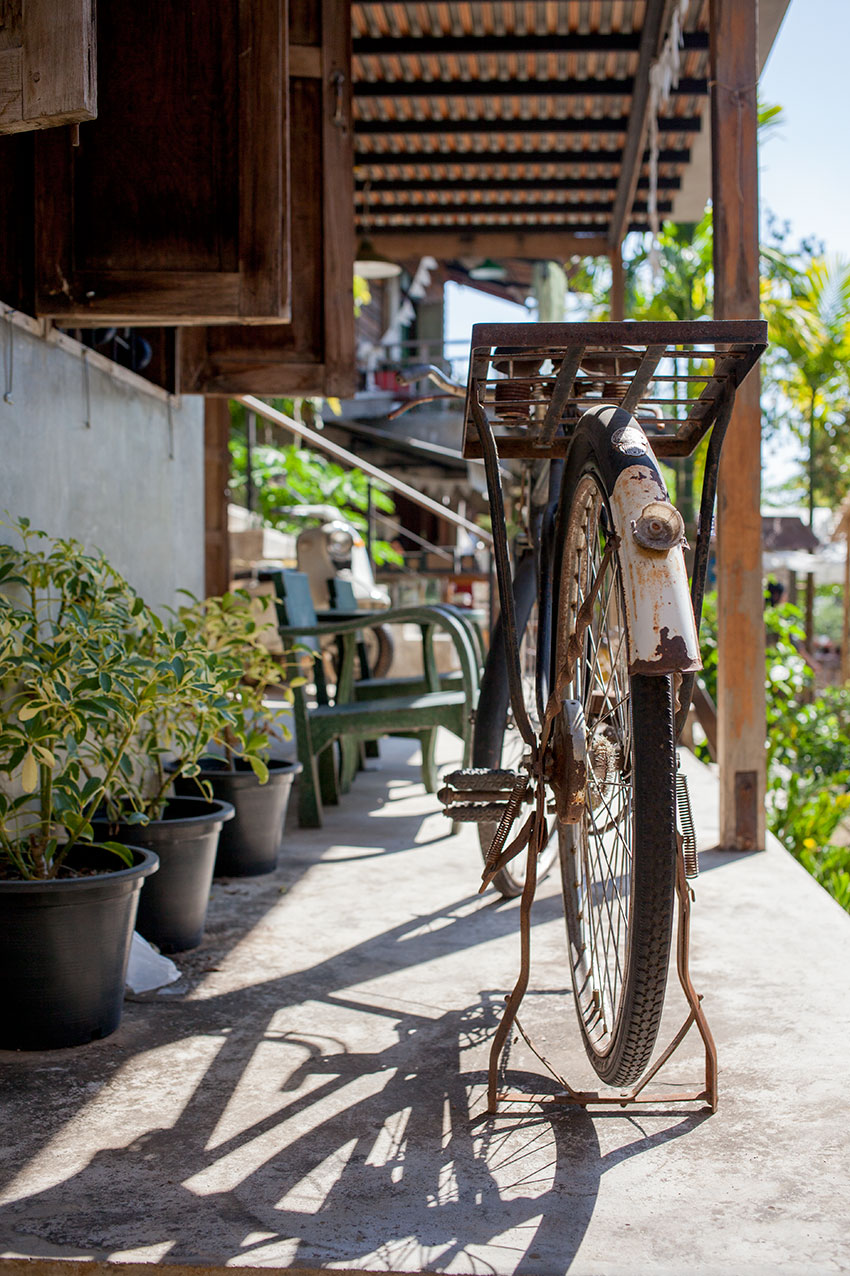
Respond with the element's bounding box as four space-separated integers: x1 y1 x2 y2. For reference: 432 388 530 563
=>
0 845 159 1051
91 797 234 954
174 758 302 877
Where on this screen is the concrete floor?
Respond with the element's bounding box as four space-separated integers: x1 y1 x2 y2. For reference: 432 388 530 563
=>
1 735 849 1276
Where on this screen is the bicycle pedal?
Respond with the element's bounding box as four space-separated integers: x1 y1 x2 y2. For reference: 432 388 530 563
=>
442 768 520 793
438 768 529 823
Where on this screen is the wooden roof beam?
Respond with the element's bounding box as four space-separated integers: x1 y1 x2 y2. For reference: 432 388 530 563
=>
353 32 708 57
366 229 613 259
355 115 700 138
354 147 692 167
608 0 671 249
370 221 652 236
353 77 707 99
356 176 682 195
360 198 673 218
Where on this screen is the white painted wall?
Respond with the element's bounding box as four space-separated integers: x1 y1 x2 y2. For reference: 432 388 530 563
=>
0 315 205 612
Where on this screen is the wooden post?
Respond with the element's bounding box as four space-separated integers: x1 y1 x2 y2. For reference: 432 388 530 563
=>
710 0 765 851
204 398 231 597
610 248 625 321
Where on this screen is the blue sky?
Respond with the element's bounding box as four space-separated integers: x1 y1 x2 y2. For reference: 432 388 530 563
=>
759 0 850 260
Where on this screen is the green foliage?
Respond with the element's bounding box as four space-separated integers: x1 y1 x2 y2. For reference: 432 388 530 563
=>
795 843 850 913
0 519 196 878
696 590 850 912
175 590 303 782
813 583 844 645
697 593 812 750
229 399 402 566
101 590 303 818
761 249 850 509
0 521 303 877
354 274 372 317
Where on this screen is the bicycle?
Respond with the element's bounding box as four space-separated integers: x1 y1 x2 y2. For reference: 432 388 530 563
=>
406 321 764 1103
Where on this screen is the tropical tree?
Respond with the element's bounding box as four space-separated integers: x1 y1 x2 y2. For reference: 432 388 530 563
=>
761 253 850 520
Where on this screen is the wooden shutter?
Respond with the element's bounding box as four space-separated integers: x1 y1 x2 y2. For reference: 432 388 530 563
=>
0 131 34 311
32 0 289 325
180 0 355 398
0 0 96 136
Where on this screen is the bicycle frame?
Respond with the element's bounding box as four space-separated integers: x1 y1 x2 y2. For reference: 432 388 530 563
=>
439 321 767 1107
464 321 766 744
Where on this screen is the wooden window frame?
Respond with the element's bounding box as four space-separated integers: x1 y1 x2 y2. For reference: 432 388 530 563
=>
32 0 290 326
181 0 354 398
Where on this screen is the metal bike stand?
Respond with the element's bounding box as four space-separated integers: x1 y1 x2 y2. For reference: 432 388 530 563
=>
449 321 768 1119
487 847 718 1115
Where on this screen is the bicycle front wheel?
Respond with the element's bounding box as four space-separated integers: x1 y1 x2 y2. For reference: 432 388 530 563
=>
554 463 677 1087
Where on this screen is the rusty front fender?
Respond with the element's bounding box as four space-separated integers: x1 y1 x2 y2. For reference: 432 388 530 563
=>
561 404 702 677
608 462 702 676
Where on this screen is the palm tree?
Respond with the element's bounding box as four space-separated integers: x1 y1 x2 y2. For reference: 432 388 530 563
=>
762 255 850 525
762 255 850 642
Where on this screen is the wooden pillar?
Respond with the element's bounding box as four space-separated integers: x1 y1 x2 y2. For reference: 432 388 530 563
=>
610 248 625 321
711 0 765 851
204 397 231 597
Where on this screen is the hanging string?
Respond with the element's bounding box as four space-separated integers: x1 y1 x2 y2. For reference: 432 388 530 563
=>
647 0 690 277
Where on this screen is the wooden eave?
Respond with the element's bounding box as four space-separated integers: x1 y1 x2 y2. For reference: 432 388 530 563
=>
352 0 713 259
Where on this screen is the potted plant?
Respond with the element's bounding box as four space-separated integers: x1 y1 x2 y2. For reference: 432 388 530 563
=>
88 601 242 953
170 590 303 877
0 519 160 1049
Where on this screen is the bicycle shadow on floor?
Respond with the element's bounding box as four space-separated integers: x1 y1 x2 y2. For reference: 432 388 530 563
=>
0 878 710 1272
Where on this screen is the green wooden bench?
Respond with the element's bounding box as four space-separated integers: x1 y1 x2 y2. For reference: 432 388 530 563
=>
267 570 480 827
325 579 486 702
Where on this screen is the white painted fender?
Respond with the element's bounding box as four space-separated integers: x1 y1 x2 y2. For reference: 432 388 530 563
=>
608 464 702 675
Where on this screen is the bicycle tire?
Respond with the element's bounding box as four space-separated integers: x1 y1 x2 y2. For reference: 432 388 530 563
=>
554 454 677 1087
472 553 558 898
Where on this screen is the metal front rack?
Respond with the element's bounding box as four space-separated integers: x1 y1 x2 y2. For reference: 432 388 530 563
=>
462 320 767 461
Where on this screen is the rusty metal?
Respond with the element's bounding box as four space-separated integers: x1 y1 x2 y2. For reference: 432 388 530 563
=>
632 501 686 551
490 848 718 1114
547 699 588 825
480 809 537 892
461 320 766 462
630 626 700 676
482 772 532 871
470 394 538 752
441 768 519 792
487 783 546 1114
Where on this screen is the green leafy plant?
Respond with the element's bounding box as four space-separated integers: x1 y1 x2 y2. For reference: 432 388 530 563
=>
96 590 303 820
0 519 205 879
228 398 403 567
175 589 304 783
95 604 243 824
696 588 850 912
